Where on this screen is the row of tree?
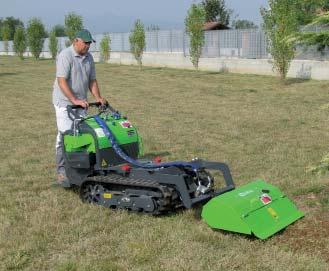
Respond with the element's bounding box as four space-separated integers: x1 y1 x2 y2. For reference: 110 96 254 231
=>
3 0 329 79
6 18 46 60
1 13 136 69
0 17 70 41
0 6 256 44
0 1 264 65
1 13 88 59
0 12 139 70
186 0 329 79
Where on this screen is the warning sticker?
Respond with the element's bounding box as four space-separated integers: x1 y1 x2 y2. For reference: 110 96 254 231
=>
94 128 106 137
103 193 112 199
267 207 278 219
260 194 272 205
120 121 132 128
101 159 107 167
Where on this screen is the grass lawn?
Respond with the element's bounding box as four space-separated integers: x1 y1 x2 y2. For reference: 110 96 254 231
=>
0 56 328 271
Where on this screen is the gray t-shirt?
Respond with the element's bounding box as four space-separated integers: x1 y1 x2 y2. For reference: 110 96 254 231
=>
52 45 96 107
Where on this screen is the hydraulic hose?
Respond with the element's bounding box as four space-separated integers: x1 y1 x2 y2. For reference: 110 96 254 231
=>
93 115 200 170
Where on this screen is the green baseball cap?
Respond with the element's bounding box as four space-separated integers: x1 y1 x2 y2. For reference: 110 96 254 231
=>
75 29 95 43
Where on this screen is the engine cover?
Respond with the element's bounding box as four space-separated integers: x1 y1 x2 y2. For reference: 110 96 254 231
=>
63 115 142 169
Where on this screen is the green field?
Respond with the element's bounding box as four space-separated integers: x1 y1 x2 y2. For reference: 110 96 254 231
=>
0 56 328 271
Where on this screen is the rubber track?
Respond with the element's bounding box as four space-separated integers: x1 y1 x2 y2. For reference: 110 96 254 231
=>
84 175 175 214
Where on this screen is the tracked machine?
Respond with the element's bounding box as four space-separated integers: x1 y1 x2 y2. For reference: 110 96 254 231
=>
61 103 304 239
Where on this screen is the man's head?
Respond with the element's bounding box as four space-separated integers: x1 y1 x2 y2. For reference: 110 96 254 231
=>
73 29 95 55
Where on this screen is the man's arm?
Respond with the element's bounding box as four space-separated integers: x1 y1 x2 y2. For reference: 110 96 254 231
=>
89 79 106 105
57 77 89 108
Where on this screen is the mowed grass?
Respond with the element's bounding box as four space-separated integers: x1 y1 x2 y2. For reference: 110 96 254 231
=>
0 55 329 271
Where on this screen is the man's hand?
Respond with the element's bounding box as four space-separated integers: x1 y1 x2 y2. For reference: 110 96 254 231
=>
96 97 107 105
72 98 89 108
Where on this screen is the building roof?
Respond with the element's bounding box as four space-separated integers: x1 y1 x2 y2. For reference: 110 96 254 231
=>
203 21 230 31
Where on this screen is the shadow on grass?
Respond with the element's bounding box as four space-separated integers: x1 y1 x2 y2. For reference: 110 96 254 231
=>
193 204 203 220
37 58 54 62
190 71 228 77
211 228 263 241
141 151 171 159
0 72 18 77
284 78 311 85
141 66 224 75
50 185 293 242
238 88 258 93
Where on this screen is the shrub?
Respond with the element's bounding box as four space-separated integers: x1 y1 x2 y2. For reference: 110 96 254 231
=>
99 33 111 62
1 24 10 54
49 29 58 59
26 18 46 60
261 0 299 80
129 19 145 70
64 12 83 46
185 4 206 70
13 26 27 59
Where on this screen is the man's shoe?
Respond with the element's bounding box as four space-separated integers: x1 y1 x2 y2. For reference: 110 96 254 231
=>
56 173 71 188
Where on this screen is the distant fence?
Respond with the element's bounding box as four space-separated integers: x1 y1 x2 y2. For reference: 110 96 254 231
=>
1 28 329 60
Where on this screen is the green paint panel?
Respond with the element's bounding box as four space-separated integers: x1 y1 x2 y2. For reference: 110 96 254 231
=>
64 114 142 154
84 117 139 149
64 134 95 152
202 180 304 239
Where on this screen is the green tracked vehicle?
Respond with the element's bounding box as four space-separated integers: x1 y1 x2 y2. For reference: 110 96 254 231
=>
61 102 304 239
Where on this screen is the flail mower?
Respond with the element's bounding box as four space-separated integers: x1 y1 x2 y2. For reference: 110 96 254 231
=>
61 102 304 239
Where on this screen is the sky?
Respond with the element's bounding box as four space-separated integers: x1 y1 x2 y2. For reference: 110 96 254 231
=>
1 0 269 33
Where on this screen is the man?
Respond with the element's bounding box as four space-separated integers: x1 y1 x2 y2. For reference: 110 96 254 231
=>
52 29 106 186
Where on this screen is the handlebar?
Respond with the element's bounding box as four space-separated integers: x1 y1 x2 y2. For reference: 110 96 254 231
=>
66 100 121 131
68 102 103 110
66 101 119 121
67 101 116 112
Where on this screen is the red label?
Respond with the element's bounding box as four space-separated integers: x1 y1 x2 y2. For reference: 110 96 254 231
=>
260 194 272 205
120 121 131 128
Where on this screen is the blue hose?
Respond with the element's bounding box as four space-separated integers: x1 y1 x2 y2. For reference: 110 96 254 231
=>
94 115 199 170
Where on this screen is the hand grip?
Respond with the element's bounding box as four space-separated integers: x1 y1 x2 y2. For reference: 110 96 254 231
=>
68 102 102 109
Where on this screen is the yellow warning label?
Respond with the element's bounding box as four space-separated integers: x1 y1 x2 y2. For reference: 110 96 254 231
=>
267 207 279 219
103 193 112 199
101 159 107 167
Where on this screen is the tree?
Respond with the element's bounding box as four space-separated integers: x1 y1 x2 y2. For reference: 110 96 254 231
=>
64 12 83 45
185 4 206 70
292 11 329 52
53 24 66 37
99 33 111 62
1 24 10 54
232 19 258 29
295 0 329 26
0 19 2 40
13 26 27 59
129 19 145 70
0 16 24 41
26 18 46 60
49 29 58 59
201 0 232 25
261 0 299 80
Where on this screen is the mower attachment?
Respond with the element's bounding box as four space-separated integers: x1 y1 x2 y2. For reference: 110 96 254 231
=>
63 103 304 238
201 180 304 239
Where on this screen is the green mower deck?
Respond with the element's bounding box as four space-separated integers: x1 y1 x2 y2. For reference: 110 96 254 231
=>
201 180 304 239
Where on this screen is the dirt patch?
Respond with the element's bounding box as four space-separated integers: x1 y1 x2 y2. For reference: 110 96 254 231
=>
275 196 329 263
